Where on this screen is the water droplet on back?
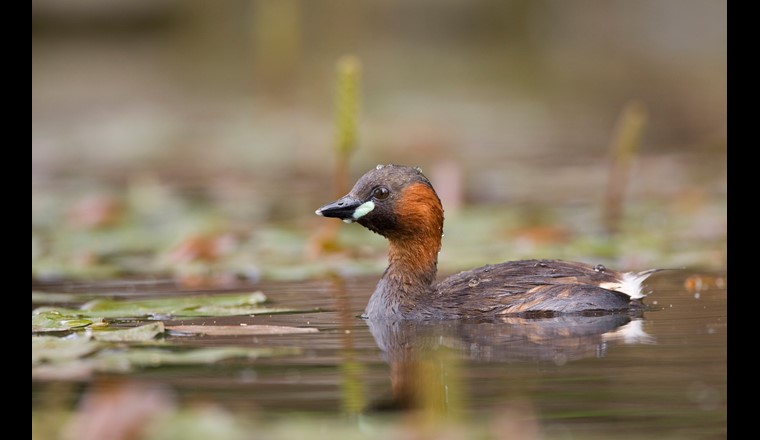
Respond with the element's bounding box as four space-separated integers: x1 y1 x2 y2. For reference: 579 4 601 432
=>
468 278 480 288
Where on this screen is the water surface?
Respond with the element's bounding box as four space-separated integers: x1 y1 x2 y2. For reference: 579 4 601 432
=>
32 271 726 439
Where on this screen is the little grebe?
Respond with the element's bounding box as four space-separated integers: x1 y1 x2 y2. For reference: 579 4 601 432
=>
316 164 657 320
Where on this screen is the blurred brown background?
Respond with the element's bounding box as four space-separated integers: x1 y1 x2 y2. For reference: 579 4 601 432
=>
32 0 727 276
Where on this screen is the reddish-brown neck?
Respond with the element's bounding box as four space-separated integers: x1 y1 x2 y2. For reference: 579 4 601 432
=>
384 182 444 289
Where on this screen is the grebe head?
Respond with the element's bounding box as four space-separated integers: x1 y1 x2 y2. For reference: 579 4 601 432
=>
315 164 443 240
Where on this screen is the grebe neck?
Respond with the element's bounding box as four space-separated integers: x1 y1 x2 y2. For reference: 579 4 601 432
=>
364 236 440 319
385 232 441 291
362 180 444 319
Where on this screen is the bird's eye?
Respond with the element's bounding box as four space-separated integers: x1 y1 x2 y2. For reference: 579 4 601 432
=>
372 187 390 201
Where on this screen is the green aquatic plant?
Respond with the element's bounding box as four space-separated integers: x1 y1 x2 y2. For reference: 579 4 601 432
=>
32 336 300 380
334 55 362 166
602 100 648 234
307 54 364 257
31 291 304 320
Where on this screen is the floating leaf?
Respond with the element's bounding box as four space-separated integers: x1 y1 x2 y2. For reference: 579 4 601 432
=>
32 291 94 304
33 336 301 380
145 406 251 440
32 336 99 365
91 322 165 342
32 360 96 381
93 347 298 371
32 310 101 332
178 305 296 317
167 324 318 336
81 292 266 313
31 292 304 319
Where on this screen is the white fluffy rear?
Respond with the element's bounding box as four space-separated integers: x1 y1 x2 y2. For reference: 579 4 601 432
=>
600 269 659 300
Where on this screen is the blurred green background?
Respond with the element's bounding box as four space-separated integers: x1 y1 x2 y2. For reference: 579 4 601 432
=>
32 0 727 282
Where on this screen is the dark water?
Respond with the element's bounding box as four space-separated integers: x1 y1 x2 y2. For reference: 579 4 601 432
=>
32 271 726 439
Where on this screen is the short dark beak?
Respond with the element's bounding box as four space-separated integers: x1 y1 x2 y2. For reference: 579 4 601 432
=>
315 195 364 221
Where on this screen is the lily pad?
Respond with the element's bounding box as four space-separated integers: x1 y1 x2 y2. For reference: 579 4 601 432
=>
32 360 97 381
32 291 96 304
32 292 304 319
32 345 302 380
80 292 267 313
91 322 165 342
145 406 253 440
167 324 318 336
32 310 102 332
32 336 100 365
93 346 299 371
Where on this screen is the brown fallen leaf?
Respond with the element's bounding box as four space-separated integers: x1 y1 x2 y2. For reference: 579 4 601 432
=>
167 324 318 336
512 225 571 245
166 233 239 264
173 271 243 289
63 380 175 440
67 194 123 229
684 274 726 292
